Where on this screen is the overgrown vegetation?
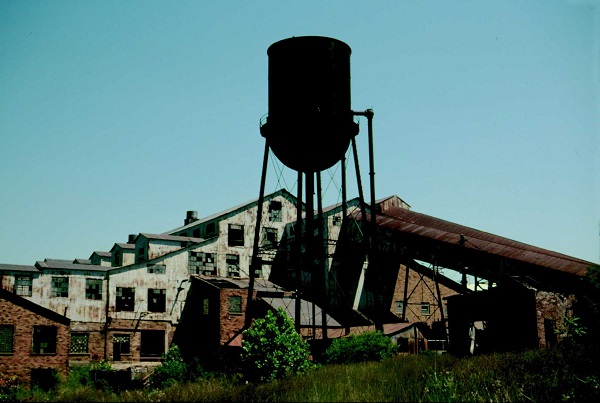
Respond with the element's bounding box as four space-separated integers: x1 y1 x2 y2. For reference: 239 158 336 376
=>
240 307 315 382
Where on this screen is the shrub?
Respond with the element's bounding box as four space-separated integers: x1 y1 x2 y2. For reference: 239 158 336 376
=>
324 331 393 365
241 307 315 382
0 373 20 402
147 344 209 388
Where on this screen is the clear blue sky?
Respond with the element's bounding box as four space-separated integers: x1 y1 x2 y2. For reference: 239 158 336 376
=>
1 0 598 267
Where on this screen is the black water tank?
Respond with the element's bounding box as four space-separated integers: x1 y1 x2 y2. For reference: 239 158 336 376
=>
260 36 359 172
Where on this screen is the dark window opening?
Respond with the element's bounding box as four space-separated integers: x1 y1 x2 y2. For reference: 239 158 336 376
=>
262 227 278 248
51 277 69 298
113 334 130 361
148 288 166 312
15 274 32 296
85 279 102 300
205 222 216 237
228 224 244 246
32 326 57 354
116 287 135 311
332 215 342 226
148 264 166 274
0 325 14 354
137 247 146 263
140 330 165 358
114 250 122 266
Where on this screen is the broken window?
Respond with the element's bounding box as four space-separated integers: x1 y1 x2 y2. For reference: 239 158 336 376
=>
85 278 102 300
116 287 135 312
332 215 342 226
0 325 14 354
189 251 216 275
148 288 166 312
148 264 166 274
14 274 32 296
228 224 244 246
226 254 240 277
421 302 431 316
269 201 282 222
51 277 69 298
32 326 57 354
113 334 130 355
229 295 242 314
70 333 88 354
262 227 278 247
394 301 404 314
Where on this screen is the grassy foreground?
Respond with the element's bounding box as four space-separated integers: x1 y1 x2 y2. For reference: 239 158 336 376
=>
7 343 599 402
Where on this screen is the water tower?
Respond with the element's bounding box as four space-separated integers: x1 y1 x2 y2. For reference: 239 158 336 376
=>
246 36 377 334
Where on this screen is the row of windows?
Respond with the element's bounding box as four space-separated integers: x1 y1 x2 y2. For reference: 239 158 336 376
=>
201 296 242 316
188 252 245 277
115 287 166 312
0 325 133 356
394 301 449 317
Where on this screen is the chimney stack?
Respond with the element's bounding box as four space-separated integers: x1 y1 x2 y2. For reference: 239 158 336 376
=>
185 210 198 225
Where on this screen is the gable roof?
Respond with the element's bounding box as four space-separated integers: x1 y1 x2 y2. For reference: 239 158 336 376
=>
0 263 38 273
0 288 70 325
35 259 110 273
165 188 300 235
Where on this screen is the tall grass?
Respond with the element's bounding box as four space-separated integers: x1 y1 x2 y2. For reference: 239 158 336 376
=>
6 344 599 402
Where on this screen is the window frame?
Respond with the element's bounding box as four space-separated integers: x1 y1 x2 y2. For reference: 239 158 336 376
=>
228 224 245 247
14 274 33 297
147 288 166 313
32 325 57 355
70 332 89 354
85 278 103 300
51 276 69 298
115 287 135 312
420 302 431 316
226 254 240 277
229 295 242 315
0 324 14 355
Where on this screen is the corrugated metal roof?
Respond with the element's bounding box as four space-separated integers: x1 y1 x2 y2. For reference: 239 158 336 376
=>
192 275 287 293
35 260 110 272
90 251 111 258
357 206 593 277
0 263 38 273
139 233 204 243
261 297 342 328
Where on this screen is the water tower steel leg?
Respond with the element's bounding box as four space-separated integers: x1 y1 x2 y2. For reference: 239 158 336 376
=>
295 171 303 332
246 141 270 329
316 172 328 340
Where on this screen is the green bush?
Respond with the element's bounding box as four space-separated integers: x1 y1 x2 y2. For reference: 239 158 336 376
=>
324 331 393 365
147 344 209 388
241 307 315 382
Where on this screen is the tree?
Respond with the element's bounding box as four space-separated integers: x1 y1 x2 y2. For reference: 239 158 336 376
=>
241 308 315 382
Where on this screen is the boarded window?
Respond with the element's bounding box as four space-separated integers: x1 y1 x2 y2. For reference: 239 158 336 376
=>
116 287 135 312
51 277 69 298
189 252 216 275
394 301 404 314
32 326 57 354
148 288 166 312
229 296 242 314
70 333 88 354
148 264 166 274
228 224 244 246
226 254 240 277
85 279 102 300
0 325 14 354
15 274 32 296
269 201 282 222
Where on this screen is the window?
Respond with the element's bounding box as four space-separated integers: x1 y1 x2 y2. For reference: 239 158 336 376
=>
394 301 404 314
229 296 242 314
202 298 209 315
205 222 216 237
113 250 122 266
70 333 88 354
148 288 166 312
0 325 14 354
137 246 146 263
148 264 166 274
421 303 431 316
113 334 130 354
140 330 165 358
192 228 201 238
269 201 282 222
226 254 240 277
189 251 216 275
228 224 244 246
332 215 342 226
15 274 32 296
32 326 57 354
85 279 102 300
262 227 278 247
51 277 69 298
116 287 135 311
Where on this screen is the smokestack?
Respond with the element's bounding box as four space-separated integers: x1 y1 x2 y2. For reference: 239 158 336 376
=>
185 210 198 225
128 234 137 244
